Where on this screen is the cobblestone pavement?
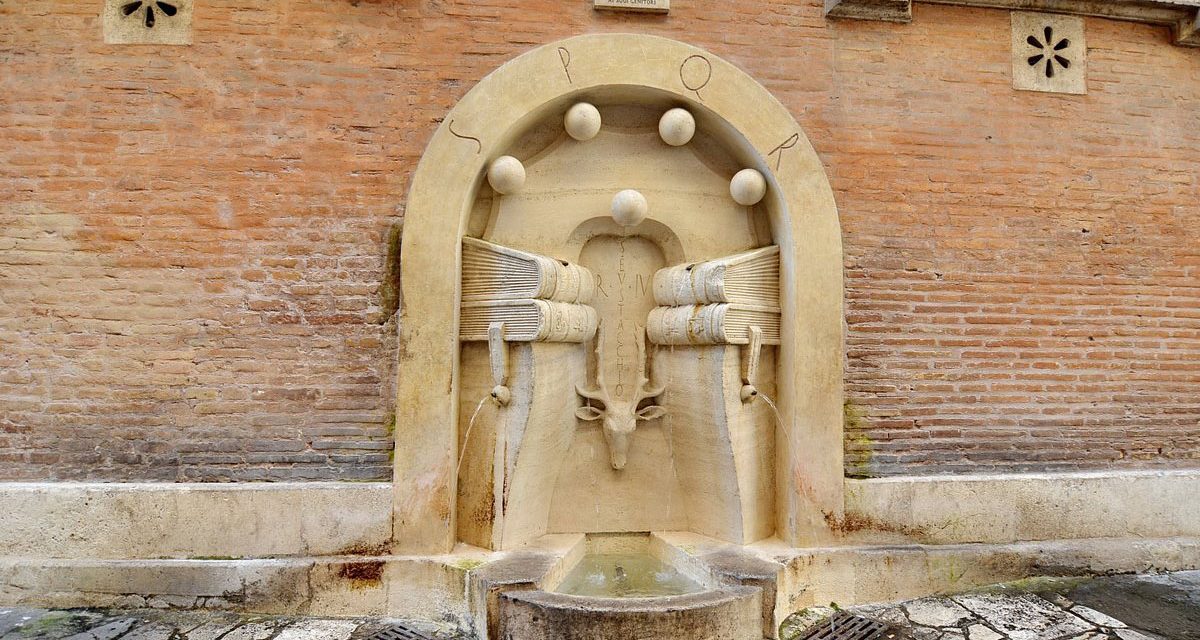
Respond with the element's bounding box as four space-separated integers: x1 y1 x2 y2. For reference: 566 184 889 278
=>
2 572 1197 639
0 610 462 640
783 571 1200 640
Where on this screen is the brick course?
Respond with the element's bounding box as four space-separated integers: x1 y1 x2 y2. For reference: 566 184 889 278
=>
0 1 1196 480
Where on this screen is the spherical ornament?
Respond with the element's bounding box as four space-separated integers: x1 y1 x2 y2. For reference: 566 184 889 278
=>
611 189 649 227
729 168 767 206
658 108 696 146
564 102 602 141
487 156 525 195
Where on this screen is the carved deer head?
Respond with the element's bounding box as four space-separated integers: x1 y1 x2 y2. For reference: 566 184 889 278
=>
575 329 666 470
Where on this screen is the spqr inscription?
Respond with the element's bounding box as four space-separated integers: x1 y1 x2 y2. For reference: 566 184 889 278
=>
679 54 712 101
447 119 482 154
558 46 573 84
767 132 799 171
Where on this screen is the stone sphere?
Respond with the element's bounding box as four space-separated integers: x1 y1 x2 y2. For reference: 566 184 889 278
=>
564 102 602 141
730 168 767 206
611 189 649 227
658 108 696 146
487 156 525 195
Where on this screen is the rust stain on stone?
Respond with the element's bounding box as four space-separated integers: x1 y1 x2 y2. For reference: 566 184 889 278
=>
338 560 385 585
335 542 392 556
823 510 928 540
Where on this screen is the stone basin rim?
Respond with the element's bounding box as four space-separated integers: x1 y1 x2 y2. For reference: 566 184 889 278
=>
503 584 760 612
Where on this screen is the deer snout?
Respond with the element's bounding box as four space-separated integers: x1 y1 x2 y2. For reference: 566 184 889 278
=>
603 419 634 470
602 404 667 470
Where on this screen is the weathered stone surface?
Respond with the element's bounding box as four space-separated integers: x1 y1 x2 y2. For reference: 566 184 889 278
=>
272 619 360 640
778 606 835 639
908 627 948 640
904 597 974 627
146 596 200 610
217 622 279 640
951 594 1094 640
700 547 785 636
500 586 763 640
62 618 138 640
1112 630 1159 640
175 620 244 640
1066 571 1200 639
468 550 570 640
0 608 51 637
853 604 908 627
1071 604 1128 628
0 483 392 560
119 622 178 640
965 624 1003 640
843 471 1200 545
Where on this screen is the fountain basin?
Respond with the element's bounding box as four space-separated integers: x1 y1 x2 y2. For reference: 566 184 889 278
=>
500 587 763 640
495 533 767 640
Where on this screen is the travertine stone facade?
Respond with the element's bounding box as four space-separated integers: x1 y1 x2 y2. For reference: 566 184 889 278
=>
1 1 1198 481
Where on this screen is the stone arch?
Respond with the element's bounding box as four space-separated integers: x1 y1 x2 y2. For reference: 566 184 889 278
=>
393 33 844 553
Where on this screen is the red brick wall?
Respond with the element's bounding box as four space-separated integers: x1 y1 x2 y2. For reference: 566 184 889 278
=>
1 1 1197 480
834 12 1200 475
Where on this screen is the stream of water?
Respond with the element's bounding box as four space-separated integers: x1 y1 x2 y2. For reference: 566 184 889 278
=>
455 395 490 479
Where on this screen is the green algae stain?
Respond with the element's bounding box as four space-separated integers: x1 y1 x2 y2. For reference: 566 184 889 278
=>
843 399 875 478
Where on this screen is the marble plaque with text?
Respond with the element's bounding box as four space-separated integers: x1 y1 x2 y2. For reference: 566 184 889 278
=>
594 0 670 13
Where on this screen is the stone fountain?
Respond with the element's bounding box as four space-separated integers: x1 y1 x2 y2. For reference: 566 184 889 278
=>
395 33 844 639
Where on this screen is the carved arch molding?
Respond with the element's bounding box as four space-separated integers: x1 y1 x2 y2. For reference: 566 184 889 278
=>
392 34 844 554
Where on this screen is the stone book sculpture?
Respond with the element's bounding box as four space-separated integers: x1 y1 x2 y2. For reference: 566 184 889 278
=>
652 245 779 307
459 299 598 342
459 237 598 343
648 246 781 345
462 237 595 304
646 302 781 345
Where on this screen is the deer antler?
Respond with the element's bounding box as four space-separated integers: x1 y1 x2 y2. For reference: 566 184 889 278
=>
634 328 664 402
575 328 610 405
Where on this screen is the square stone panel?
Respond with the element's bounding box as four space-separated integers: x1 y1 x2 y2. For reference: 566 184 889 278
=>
1011 12 1086 95
103 0 193 45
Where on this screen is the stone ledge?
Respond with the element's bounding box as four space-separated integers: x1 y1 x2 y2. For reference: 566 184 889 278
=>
845 469 1200 545
4 471 1198 561
0 482 392 559
825 0 1200 46
2 537 1197 625
766 536 1200 611
0 555 479 624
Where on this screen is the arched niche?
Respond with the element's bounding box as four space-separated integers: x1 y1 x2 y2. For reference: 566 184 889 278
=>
394 33 844 553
